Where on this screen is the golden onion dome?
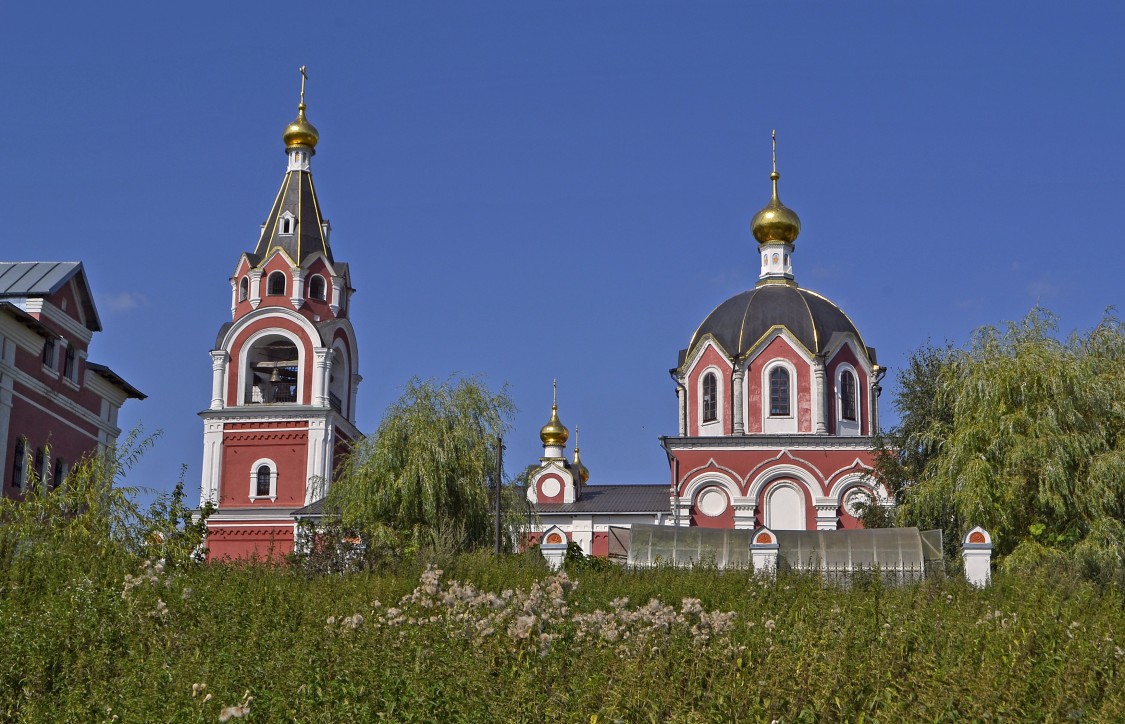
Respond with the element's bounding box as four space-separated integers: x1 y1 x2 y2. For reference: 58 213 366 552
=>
750 170 801 244
540 403 569 448
573 448 590 485
283 103 319 150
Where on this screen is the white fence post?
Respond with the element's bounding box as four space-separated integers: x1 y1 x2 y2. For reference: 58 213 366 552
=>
962 526 993 588
751 527 779 577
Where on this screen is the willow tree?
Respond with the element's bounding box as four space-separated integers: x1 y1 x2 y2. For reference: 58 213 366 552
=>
882 309 1125 576
326 376 522 556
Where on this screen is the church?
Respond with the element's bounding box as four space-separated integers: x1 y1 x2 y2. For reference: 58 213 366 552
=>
197 79 891 559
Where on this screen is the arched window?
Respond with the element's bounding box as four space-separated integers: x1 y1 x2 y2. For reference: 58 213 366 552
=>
766 484 804 530
769 367 790 416
267 271 286 296
10 438 25 489
702 372 717 423
245 337 300 404
279 213 294 235
53 458 65 489
238 276 249 302
308 275 326 301
249 459 278 499
34 448 46 483
840 370 857 422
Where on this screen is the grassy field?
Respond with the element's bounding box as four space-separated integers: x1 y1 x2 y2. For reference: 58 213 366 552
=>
1 542 1122 722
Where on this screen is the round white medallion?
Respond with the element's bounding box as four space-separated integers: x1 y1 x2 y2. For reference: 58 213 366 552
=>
696 487 729 517
540 477 561 498
844 489 871 517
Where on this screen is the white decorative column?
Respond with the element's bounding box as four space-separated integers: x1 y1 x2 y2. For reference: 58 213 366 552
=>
814 356 828 434
229 279 238 318
290 268 307 310
249 270 263 309
330 276 344 316
732 364 745 435
750 527 779 577
312 347 330 407
305 417 330 504
676 382 687 436
199 418 224 506
962 526 993 588
732 499 757 529
350 373 362 423
814 497 839 530
209 351 228 410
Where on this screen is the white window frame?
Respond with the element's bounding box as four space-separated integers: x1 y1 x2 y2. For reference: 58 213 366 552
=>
238 276 249 302
762 359 798 433
834 362 861 436
249 458 279 501
696 365 724 433
279 211 296 236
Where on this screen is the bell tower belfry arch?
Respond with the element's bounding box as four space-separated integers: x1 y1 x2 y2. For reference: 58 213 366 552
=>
199 69 363 560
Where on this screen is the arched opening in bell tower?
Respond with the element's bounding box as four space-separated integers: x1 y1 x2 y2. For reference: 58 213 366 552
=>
244 337 301 404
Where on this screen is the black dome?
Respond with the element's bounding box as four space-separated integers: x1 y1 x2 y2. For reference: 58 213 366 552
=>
684 284 873 364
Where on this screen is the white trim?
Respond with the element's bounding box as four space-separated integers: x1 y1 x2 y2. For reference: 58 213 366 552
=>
235 327 307 406
21 299 94 345
249 458 279 501
746 463 820 504
278 210 296 236
762 359 798 433
697 365 724 434
834 362 861 436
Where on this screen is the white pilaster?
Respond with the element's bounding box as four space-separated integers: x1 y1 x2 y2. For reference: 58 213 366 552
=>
676 382 686 436
814 497 839 530
199 418 224 506
305 417 331 504
330 276 344 316
570 518 593 555
229 278 238 318
814 356 828 434
290 268 307 310
732 499 757 529
249 270 263 310
732 365 745 435
209 351 228 410
350 373 362 424
312 347 330 407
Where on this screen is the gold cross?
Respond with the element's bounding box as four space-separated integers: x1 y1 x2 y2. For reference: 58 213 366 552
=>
299 66 308 106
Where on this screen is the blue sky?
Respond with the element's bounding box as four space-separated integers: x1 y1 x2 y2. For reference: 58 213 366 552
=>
5 2 1123 501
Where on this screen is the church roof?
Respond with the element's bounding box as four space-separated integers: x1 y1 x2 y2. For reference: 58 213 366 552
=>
535 484 669 514
250 170 333 267
0 262 102 331
684 284 874 365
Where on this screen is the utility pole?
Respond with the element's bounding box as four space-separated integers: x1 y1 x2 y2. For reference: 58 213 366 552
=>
494 435 504 554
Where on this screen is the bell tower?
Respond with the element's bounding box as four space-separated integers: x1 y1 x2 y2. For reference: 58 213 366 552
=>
199 69 362 560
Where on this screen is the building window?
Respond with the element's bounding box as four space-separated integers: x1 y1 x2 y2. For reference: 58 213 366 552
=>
249 459 278 499
245 337 299 404
769 367 790 416
702 372 718 423
267 271 286 296
42 339 56 367
34 448 46 484
238 276 249 302
63 345 77 381
53 458 65 489
10 438 26 489
279 214 294 235
308 275 326 301
840 369 857 422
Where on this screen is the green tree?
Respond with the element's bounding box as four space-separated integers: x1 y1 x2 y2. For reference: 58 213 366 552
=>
880 309 1125 579
325 376 525 557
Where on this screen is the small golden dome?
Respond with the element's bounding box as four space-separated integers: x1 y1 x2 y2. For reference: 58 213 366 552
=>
573 447 590 485
540 403 569 448
751 170 801 244
283 103 319 150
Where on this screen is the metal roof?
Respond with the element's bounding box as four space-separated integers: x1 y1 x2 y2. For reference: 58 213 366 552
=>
85 362 146 400
0 262 101 331
535 484 670 514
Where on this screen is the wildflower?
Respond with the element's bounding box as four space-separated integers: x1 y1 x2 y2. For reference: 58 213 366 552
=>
191 683 207 697
681 597 703 616
764 619 776 632
326 616 337 626
510 615 537 640
343 613 364 630
181 587 193 601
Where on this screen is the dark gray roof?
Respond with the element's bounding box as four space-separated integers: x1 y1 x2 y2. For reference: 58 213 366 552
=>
535 485 669 514
251 170 333 265
85 362 146 399
684 284 872 365
293 498 334 518
0 262 101 331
